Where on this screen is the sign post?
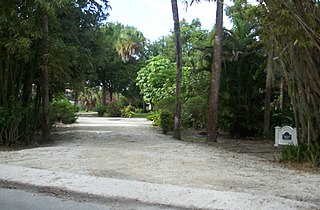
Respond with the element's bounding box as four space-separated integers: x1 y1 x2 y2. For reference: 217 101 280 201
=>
274 126 298 147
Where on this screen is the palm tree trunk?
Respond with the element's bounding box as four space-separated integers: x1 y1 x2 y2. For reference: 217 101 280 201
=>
171 0 183 140
207 0 223 142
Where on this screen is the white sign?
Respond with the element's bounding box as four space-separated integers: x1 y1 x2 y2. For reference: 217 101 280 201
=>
274 126 298 147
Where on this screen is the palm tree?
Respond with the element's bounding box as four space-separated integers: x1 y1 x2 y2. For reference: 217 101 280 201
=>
185 0 223 142
171 0 183 140
115 26 147 62
207 0 224 142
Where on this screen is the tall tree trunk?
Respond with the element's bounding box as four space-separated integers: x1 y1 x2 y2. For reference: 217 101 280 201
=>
42 13 50 142
102 81 107 106
171 0 183 140
207 0 223 142
109 89 113 102
74 89 79 107
263 48 274 136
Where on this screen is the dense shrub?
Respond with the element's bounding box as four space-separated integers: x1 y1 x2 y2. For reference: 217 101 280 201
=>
135 108 143 113
281 143 319 165
121 105 135 118
106 101 122 117
119 95 129 106
154 97 175 114
160 110 173 134
96 106 106 117
147 111 160 125
182 96 207 129
51 98 78 124
0 100 24 145
219 104 263 138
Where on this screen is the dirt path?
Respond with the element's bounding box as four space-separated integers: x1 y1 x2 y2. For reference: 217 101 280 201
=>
0 116 319 207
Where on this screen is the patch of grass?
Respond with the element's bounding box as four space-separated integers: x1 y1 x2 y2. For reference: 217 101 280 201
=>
181 130 207 143
132 112 149 118
182 135 206 143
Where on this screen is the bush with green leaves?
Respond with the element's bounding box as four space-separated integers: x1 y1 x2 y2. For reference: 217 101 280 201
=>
135 108 143 113
106 101 122 117
154 97 175 113
146 111 160 125
280 143 319 165
0 99 24 146
182 96 207 129
160 110 173 134
51 98 78 124
96 106 106 117
136 56 176 104
121 105 135 118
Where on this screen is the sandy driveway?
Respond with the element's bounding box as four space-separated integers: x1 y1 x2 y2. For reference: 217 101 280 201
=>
0 116 319 208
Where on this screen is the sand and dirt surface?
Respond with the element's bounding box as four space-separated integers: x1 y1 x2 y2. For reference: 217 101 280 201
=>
0 115 319 209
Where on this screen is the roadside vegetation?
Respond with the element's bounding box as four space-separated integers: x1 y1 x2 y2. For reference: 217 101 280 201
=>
0 0 319 167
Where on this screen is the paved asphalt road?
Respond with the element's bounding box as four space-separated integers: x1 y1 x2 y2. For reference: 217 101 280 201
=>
0 187 178 210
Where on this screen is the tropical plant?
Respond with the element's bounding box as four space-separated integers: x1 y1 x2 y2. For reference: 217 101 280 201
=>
51 98 78 125
184 0 223 142
121 105 135 118
136 56 176 104
160 110 174 134
96 106 106 117
247 0 320 160
115 26 147 62
0 0 111 145
106 101 122 117
182 96 208 129
171 0 183 139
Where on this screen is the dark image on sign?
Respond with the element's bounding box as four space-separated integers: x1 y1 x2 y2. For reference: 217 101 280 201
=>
282 132 292 140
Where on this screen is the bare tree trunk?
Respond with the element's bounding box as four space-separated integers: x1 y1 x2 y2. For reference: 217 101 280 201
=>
42 13 50 142
102 81 107 106
263 48 274 136
207 0 223 142
109 89 113 102
171 0 183 140
74 89 79 107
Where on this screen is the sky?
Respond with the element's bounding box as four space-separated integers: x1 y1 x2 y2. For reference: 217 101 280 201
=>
107 0 235 42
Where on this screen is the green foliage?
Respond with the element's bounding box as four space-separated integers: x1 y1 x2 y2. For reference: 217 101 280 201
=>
0 0 111 145
51 98 78 124
134 108 143 113
146 112 161 125
96 106 106 117
154 97 176 113
106 101 122 117
119 95 129 106
132 112 148 118
0 106 7 129
136 56 176 104
182 96 207 129
244 0 320 156
0 100 24 146
281 144 319 165
160 110 174 134
270 106 295 129
115 25 147 62
121 105 135 118
218 13 266 137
